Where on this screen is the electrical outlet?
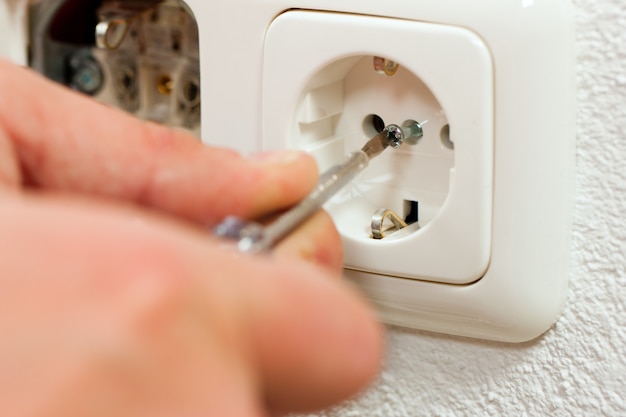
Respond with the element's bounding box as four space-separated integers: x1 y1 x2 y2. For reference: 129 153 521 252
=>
263 11 493 285
17 0 575 343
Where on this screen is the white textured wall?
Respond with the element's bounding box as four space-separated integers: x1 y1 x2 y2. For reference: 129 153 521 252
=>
304 0 626 415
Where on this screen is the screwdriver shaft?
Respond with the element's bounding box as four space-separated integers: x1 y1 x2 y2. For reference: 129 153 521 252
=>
214 122 423 253
260 149 370 251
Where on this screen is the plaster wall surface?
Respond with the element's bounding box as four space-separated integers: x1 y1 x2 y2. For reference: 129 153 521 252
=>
301 0 626 415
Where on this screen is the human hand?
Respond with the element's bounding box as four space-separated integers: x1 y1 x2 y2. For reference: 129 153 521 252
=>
0 59 382 416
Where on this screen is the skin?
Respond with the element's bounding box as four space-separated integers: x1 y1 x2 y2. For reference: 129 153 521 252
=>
0 59 383 417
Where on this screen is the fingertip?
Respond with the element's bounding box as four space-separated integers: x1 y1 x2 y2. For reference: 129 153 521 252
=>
245 150 319 220
274 210 343 274
146 147 320 224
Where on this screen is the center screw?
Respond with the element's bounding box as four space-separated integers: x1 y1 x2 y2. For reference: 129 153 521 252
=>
384 125 405 148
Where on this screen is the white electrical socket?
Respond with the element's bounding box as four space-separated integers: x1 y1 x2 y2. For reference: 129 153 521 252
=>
263 11 493 285
10 0 576 343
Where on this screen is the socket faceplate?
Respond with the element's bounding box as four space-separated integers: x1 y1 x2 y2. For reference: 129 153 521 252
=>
264 11 494 285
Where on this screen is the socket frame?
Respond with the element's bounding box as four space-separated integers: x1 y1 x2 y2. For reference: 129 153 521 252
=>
187 0 575 343
263 11 494 285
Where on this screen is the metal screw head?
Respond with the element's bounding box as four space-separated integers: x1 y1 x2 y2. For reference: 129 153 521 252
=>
67 52 104 96
384 124 404 148
400 120 424 145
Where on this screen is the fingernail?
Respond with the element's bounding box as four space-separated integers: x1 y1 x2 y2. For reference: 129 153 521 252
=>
248 150 304 166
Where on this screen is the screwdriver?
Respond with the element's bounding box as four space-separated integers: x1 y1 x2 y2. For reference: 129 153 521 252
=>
214 120 424 253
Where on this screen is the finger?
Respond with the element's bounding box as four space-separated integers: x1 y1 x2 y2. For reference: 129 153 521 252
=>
274 210 344 274
240 258 383 414
1 193 382 415
0 59 317 224
0 196 264 417
190 213 379 413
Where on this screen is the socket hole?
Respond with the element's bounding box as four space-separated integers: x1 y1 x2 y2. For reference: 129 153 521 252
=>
182 79 200 103
363 114 385 137
403 200 419 225
440 124 454 150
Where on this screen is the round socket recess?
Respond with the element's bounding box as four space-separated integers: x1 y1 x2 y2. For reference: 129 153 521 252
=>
296 55 453 230
263 10 494 284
